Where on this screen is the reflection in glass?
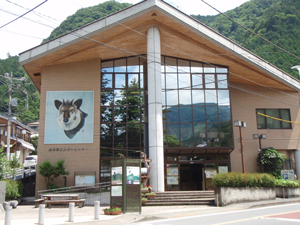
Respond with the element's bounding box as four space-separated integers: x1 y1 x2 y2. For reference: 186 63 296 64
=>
128 123 140 147
162 106 166 122
180 107 192 123
178 74 191 89
114 124 126 147
127 106 140 122
204 65 215 73
128 91 140 106
162 91 166 105
166 90 178 105
102 74 112 88
114 90 123 105
161 73 165 89
194 123 206 147
178 59 190 73
180 124 193 147
281 109 291 128
140 73 144 88
266 109 281 129
167 124 180 147
192 90 204 104
115 74 126 88
127 57 140 72
217 74 228 89
219 106 231 122
101 107 112 122
193 106 205 123
114 107 126 123
128 74 139 87
206 107 218 123
192 74 203 89
191 62 203 73
166 73 177 89
166 57 177 73
220 123 233 147
101 90 113 106
101 61 113 72
115 58 126 72
205 74 215 88
218 90 230 106
216 68 228 73
166 106 179 123
179 90 191 105
101 124 113 147
141 107 147 122
205 90 217 105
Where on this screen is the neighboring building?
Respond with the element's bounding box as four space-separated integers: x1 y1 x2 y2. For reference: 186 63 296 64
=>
19 0 300 193
0 115 36 164
27 121 39 133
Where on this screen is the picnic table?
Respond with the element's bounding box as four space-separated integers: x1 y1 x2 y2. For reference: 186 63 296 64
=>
35 194 85 208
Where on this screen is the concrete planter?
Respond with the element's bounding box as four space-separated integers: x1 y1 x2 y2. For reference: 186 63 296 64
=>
215 187 276 206
276 187 300 198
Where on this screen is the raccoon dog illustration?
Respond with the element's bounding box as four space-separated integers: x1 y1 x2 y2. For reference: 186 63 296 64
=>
54 99 88 139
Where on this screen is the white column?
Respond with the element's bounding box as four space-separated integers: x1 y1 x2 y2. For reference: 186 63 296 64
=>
147 26 164 192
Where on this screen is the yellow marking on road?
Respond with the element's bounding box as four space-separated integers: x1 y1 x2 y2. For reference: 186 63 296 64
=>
211 210 300 225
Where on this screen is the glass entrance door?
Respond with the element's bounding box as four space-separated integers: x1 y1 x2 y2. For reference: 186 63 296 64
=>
180 164 203 191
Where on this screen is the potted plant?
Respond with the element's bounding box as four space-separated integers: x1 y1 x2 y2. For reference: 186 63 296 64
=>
110 206 122 215
148 185 152 193
170 185 179 191
145 192 156 198
103 208 111 215
141 185 149 193
141 197 147 205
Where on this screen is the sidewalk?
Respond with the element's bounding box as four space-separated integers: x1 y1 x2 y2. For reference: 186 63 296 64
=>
1 198 300 225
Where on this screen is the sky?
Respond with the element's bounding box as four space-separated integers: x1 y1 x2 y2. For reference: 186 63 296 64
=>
0 0 249 60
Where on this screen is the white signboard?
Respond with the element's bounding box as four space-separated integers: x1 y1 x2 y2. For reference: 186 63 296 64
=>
218 166 228 174
281 170 294 180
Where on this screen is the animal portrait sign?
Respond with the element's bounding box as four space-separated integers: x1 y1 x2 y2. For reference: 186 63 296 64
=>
44 91 94 144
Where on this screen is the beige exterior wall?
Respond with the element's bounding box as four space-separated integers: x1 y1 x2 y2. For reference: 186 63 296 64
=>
36 59 101 193
230 83 300 173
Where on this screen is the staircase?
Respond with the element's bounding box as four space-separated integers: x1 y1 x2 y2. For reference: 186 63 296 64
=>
144 191 215 206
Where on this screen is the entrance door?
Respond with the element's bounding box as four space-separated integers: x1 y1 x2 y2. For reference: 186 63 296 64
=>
180 164 203 191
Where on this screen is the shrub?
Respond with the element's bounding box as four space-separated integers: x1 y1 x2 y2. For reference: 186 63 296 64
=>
5 180 24 200
212 172 275 187
275 179 300 188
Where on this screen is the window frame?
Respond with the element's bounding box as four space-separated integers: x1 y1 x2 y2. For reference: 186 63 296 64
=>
256 108 292 129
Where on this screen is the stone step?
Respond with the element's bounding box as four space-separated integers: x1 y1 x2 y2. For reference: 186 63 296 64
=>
144 199 215 206
153 196 214 200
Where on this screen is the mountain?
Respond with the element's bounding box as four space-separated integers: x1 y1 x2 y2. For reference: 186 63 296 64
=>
192 0 300 78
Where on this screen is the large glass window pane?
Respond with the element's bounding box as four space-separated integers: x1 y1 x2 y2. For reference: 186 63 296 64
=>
127 57 139 72
115 58 126 72
141 124 147 147
180 124 193 147
102 74 112 88
218 90 230 106
192 74 203 89
162 91 166 105
101 90 113 106
178 59 190 73
115 74 126 88
266 109 280 129
114 124 126 147
166 106 179 123
220 123 233 147
217 74 228 89
127 106 140 122
128 74 139 87
166 90 178 106
178 74 191 89
114 107 126 123
194 123 206 147
101 107 112 122
206 107 218 123
193 106 205 123
161 73 165 89
128 91 140 106
219 106 231 122
191 62 203 73
128 123 140 147
192 90 204 104
101 124 113 147
205 74 215 89
167 124 180 147
140 73 144 88
141 107 147 122
166 73 177 89
162 106 166 122
204 65 215 73
207 123 219 147
166 57 177 72
179 90 191 105
101 61 113 73
216 67 228 73
281 109 291 128
205 90 217 105
257 109 266 129
180 106 192 123
114 90 123 105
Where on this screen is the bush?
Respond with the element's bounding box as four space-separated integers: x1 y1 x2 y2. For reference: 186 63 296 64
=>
212 172 276 187
275 179 300 188
5 180 24 200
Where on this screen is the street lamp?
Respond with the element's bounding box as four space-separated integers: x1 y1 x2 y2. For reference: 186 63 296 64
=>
234 120 246 173
253 134 267 173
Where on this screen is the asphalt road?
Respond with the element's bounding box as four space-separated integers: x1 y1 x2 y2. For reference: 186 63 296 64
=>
137 203 300 225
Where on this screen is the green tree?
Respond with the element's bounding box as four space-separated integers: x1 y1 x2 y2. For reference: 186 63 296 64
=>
257 147 286 178
0 147 8 180
39 159 69 188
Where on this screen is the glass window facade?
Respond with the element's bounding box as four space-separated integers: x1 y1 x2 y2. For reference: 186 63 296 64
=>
101 56 148 158
256 109 292 129
161 56 233 149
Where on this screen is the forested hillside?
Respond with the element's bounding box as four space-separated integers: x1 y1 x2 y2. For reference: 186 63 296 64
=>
192 0 300 78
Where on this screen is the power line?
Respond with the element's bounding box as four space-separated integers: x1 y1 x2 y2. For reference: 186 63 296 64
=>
0 0 48 29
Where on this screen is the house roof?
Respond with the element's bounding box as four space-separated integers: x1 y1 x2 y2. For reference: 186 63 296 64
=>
19 0 300 92
0 114 37 134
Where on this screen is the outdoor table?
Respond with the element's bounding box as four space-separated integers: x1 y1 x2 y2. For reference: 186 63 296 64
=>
42 194 79 200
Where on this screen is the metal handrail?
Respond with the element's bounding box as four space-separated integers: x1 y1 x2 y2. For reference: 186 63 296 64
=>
37 182 111 197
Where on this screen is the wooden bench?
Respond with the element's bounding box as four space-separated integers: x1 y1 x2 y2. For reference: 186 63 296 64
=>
34 199 45 208
44 199 86 209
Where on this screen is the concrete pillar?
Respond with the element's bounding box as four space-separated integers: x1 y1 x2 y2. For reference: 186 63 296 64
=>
295 149 300 179
5 206 12 225
69 203 75 222
147 26 164 192
38 204 45 225
94 201 100 220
